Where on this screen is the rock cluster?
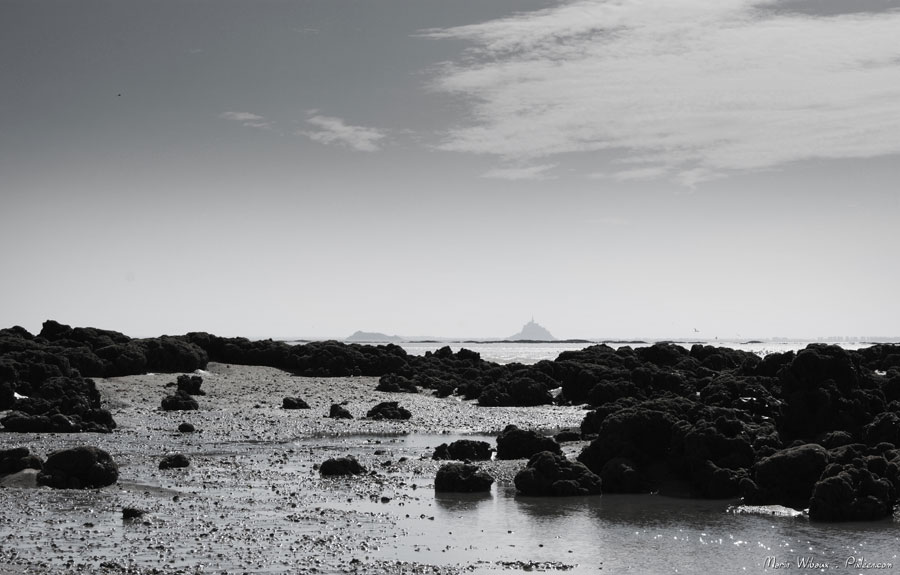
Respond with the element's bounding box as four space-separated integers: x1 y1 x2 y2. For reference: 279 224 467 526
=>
496 425 561 460
432 439 493 461
514 451 602 496
434 462 494 492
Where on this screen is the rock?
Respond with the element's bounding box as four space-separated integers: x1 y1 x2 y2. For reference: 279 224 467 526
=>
0 446 43 475
282 397 311 409
600 458 647 493
514 451 602 496
122 507 146 520
366 401 411 420
434 463 494 493
745 444 829 506
432 440 493 461
328 403 353 419
36 446 118 489
554 430 582 443
375 374 419 393
496 425 562 460
178 422 195 433
319 456 366 476
159 453 190 470
176 374 204 395
161 390 199 411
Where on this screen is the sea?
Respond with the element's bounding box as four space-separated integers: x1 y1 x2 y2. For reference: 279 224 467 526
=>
384 339 900 574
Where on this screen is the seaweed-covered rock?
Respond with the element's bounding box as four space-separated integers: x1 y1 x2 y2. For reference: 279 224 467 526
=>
319 456 366 476
366 401 411 420
177 422 195 433
0 447 43 475
375 374 418 393
282 397 311 410
36 446 118 489
743 444 829 506
329 403 353 419
434 462 494 493
496 425 562 460
432 439 493 461
514 451 602 496
159 453 190 470
161 390 199 411
176 374 204 395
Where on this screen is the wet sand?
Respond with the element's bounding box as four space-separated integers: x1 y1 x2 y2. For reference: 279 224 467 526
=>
0 363 586 574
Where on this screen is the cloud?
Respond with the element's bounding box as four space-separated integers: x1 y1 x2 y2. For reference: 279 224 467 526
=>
220 111 273 130
300 113 387 152
482 163 558 180
425 0 900 185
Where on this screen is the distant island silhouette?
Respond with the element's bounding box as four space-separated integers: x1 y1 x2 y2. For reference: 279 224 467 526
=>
505 318 556 341
345 330 402 343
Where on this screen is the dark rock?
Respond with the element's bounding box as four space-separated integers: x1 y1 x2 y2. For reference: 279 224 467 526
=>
434 462 494 493
810 466 896 521
159 453 190 470
514 451 602 496
0 447 43 475
366 401 411 420
432 439 493 461
554 430 582 443
319 456 366 476
745 444 829 506
376 374 419 393
161 390 199 411
36 446 118 489
122 507 146 520
329 404 353 419
282 397 311 410
600 458 648 493
176 374 204 395
178 422 195 433
496 425 562 460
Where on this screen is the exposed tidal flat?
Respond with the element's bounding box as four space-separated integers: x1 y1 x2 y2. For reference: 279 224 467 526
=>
2 323 900 574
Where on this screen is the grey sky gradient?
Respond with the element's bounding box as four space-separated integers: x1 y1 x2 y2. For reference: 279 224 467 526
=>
2 0 898 340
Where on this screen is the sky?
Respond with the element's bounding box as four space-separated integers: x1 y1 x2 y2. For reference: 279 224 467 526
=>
2 0 899 341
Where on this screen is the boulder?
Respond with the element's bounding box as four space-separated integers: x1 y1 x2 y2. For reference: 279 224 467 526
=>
743 444 829 506
496 425 562 460
366 401 411 420
376 374 419 393
36 446 118 489
432 439 493 461
600 458 647 493
282 397 311 410
0 447 43 475
176 374 204 395
159 453 190 470
514 451 602 496
178 422 195 433
328 403 353 419
161 390 199 411
319 456 366 476
434 463 494 493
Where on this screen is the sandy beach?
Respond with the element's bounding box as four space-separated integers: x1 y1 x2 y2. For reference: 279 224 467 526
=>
0 363 587 574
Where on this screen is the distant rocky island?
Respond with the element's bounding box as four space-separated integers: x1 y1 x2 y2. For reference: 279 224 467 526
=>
344 330 402 343
505 319 556 341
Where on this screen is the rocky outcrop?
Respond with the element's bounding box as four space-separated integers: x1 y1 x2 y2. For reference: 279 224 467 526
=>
434 463 494 493
159 453 190 470
432 439 493 461
161 390 199 411
513 451 602 496
496 425 561 460
36 446 118 489
282 397 311 409
329 404 353 419
319 456 366 476
366 401 411 420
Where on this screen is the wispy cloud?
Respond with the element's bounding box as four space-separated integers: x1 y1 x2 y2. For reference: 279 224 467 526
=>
219 111 273 130
425 0 900 185
482 163 558 181
300 112 387 152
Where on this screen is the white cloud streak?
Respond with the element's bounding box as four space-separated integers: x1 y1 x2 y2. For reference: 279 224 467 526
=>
301 113 387 152
482 163 558 181
220 111 273 130
425 0 900 184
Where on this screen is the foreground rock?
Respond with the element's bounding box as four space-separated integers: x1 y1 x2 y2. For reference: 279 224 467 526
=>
434 463 494 493
319 456 366 476
36 446 118 489
366 401 411 420
432 439 493 461
161 390 199 411
329 403 353 419
159 453 191 470
282 397 311 409
496 425 562 460
175 374 205 395
514 451 603 496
